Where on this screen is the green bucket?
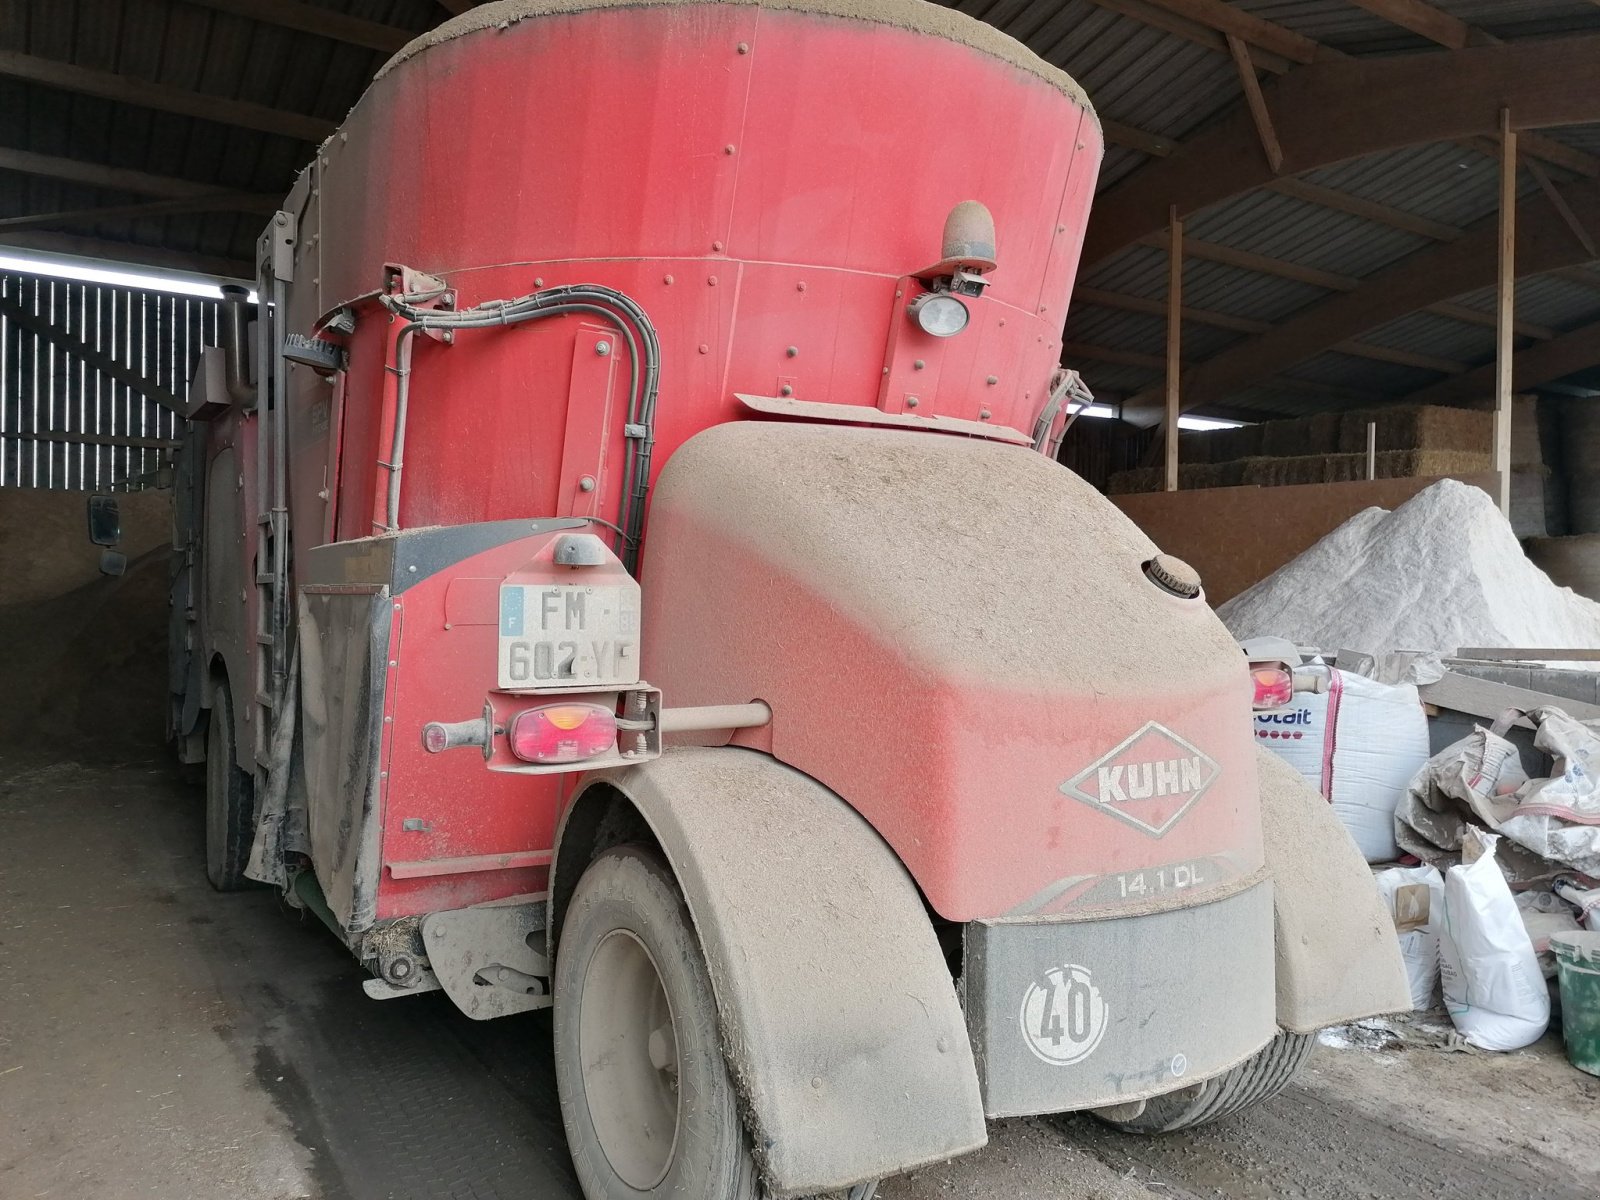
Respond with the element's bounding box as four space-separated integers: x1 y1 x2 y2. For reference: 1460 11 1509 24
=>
1550 930 1600 1077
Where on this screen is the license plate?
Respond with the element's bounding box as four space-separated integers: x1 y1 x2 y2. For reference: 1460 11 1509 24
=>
497 583 641 689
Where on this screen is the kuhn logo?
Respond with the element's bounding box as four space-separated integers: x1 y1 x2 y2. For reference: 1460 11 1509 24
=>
1060 722 1220 837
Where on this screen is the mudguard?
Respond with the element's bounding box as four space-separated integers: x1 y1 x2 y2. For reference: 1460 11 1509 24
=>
1258 747 1411 1031
555 747 986 1197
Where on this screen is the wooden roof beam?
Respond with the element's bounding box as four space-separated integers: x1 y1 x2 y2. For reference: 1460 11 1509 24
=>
1083 34 1600 268
0 146 261 200
0 230 253 280
0 193 278 232
1081 0 1308 72
1342 0 1492 50
1174 175 1600 410
1405 316 1600 405
179 1 415 53
0 50 336 142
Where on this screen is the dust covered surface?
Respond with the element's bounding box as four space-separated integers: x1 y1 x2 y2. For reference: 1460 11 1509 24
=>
1220 478 1600 656
373 0 1095 112
7 753 1600 1199
653 422 1242 690
0 546 169 757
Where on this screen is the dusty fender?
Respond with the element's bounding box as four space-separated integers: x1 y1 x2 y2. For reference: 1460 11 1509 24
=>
553 747 986 1196
1258 747 1411 1031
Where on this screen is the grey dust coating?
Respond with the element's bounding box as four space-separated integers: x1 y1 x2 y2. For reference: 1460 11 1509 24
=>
3 750 1599 1200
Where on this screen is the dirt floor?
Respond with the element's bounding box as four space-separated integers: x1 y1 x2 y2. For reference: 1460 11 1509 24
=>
3 748 1598 1200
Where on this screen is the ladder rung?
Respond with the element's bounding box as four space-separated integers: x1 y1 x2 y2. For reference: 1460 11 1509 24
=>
255 692 275 709
256 573 274 583
255 633 275 646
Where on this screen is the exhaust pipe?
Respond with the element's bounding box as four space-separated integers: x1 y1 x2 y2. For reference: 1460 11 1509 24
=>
219 283 255 406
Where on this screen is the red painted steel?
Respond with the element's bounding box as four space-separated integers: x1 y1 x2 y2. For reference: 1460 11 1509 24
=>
276 4 1103 918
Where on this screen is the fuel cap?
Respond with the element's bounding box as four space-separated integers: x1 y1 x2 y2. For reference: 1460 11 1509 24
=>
1144 554 1201 599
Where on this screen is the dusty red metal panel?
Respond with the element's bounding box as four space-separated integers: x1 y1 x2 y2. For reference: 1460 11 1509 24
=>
282 2 1102 919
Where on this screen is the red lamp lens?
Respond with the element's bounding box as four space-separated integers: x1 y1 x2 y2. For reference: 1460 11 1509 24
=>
507 704 616 764
1251 666 1294 710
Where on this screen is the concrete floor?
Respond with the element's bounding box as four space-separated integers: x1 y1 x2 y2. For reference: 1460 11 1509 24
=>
3 749 1598 1200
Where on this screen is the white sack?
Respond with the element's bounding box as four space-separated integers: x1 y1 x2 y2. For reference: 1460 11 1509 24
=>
1254 664 1430 861
1554 879 1600 931
1439 831 1550 1050
1375 865 1445 1010
1498 708 1600 876
1515 890 1584 979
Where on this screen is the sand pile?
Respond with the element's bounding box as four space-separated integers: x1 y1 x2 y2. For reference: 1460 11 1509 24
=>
0 548 170 756
1218 480 1600 655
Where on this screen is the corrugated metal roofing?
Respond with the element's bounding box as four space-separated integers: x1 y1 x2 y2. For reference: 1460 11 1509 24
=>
2 0 1599 424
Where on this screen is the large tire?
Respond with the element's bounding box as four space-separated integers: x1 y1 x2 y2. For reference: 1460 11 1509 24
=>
553 845 877 1200
204 682 256 892
1097 1032 1315 1135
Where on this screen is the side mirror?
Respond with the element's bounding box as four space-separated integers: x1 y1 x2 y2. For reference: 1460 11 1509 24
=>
87 494 121 546
99 549 128 577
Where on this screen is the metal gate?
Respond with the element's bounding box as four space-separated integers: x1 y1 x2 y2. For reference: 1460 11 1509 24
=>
0 269 218 490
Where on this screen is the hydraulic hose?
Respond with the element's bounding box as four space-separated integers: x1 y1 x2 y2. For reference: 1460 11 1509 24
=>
378 285 660 571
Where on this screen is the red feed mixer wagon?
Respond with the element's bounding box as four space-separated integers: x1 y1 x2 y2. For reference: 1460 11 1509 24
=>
166 1 1407 1196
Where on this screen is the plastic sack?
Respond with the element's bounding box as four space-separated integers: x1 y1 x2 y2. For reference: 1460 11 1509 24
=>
1516 890 1584 979
1439 830 1551 1050
1498 708 1600 877
1254 664 1430 861
1375 865 1445 1009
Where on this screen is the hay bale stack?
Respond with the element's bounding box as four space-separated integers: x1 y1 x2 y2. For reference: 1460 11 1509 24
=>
1335 405 1491 454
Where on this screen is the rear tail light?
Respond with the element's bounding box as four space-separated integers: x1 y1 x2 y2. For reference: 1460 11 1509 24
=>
1250 665 1294 710
507 704 617 764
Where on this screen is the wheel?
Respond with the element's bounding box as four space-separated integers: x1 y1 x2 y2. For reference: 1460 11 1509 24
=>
205 681 256 892
553 844 879 1200
1096 1031 1315 1134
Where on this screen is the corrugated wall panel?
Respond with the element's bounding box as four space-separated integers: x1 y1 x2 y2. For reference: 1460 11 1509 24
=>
0 270 217 490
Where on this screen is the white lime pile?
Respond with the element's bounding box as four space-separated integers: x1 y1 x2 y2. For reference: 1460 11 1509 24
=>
1218 479 1600 655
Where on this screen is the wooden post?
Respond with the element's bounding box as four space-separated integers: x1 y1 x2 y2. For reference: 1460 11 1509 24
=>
1165 205 1182 491
1495 107 1516 516
1366 421 1377 480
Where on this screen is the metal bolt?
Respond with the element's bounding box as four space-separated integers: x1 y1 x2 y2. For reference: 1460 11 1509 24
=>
579 475 596 493
384 715 393 723
534 276 545 287
913 359 925 370
779 384 794 397
796 281 807 292
708 276 718 287
986 375 999 386
698 343 710 354
786 346 798 358
663 274 674 285
388 660 397 668
1038 305 1047 314
906 396 919 408
737 41 749 54
712 240 724 251
634 732 648 754
380 771 388 779
980 408 992 420
724 144 736 155
998 318 1006 327
882 366 890 375
811 1077 823 1090
407 564 417 573
595 340 611 356
340 131 348 142
937 1037 949 1053
894 289 903 299
275 213 288 225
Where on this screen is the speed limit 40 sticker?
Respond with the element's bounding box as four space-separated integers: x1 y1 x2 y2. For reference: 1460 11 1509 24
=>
1019 964 1108 1066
